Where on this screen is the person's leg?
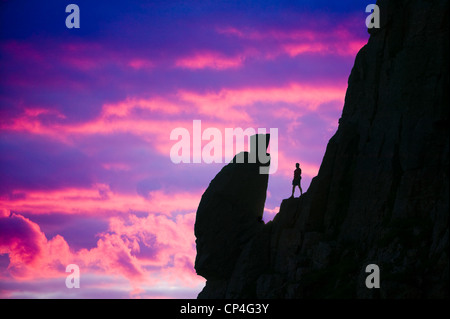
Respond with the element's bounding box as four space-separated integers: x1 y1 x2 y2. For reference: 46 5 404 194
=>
291 185 295 197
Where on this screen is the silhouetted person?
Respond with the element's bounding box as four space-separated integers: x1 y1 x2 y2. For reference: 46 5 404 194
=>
291 163 302 197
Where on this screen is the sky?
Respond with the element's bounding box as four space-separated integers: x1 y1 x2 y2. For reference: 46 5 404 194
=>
0 0 370 298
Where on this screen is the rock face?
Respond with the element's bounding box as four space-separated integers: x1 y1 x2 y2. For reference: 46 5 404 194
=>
194 134 270 294
195 0 449 298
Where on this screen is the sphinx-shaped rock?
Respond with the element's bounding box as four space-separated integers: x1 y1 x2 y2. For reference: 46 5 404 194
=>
194 134 270 295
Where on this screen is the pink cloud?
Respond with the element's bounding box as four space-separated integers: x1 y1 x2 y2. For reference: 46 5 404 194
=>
216 24 367 59
58 42 157 72
263 206 281 222
175 51 244 70
283 39 367 57
1 40 155 79
0 185 202 216
173 23 366 71
127 58 154 70
215 26 246 37
101 97 182 117
0 81 346 181
1 41 45 64
0 208 204 297
102 162 132 171
77 232 145 282
106 213 196 266
23 108 66 119
0 212 71 280
1 81 345 147
178 83 346 122
0 213 45 268
1 115 58 136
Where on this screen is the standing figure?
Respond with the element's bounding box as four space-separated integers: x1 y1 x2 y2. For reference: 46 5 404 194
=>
291 162 303 198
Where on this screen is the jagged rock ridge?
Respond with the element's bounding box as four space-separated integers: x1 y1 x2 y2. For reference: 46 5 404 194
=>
194 0 449 298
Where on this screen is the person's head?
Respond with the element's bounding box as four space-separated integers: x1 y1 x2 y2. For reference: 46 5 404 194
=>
295 163 299 168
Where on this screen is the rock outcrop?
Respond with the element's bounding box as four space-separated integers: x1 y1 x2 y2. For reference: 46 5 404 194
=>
195 0 449 298
194 134 270 292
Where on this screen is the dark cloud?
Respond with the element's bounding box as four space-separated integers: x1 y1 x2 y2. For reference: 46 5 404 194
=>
0 213 43 267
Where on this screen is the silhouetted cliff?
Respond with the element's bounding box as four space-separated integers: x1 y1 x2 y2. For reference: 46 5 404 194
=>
195 134 269 281
195 0 449 298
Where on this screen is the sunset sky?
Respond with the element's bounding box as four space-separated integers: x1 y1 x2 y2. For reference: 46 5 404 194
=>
0 0 370 298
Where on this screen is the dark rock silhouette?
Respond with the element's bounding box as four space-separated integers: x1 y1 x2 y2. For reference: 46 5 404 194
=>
195 0 449 298
194 134 270 295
